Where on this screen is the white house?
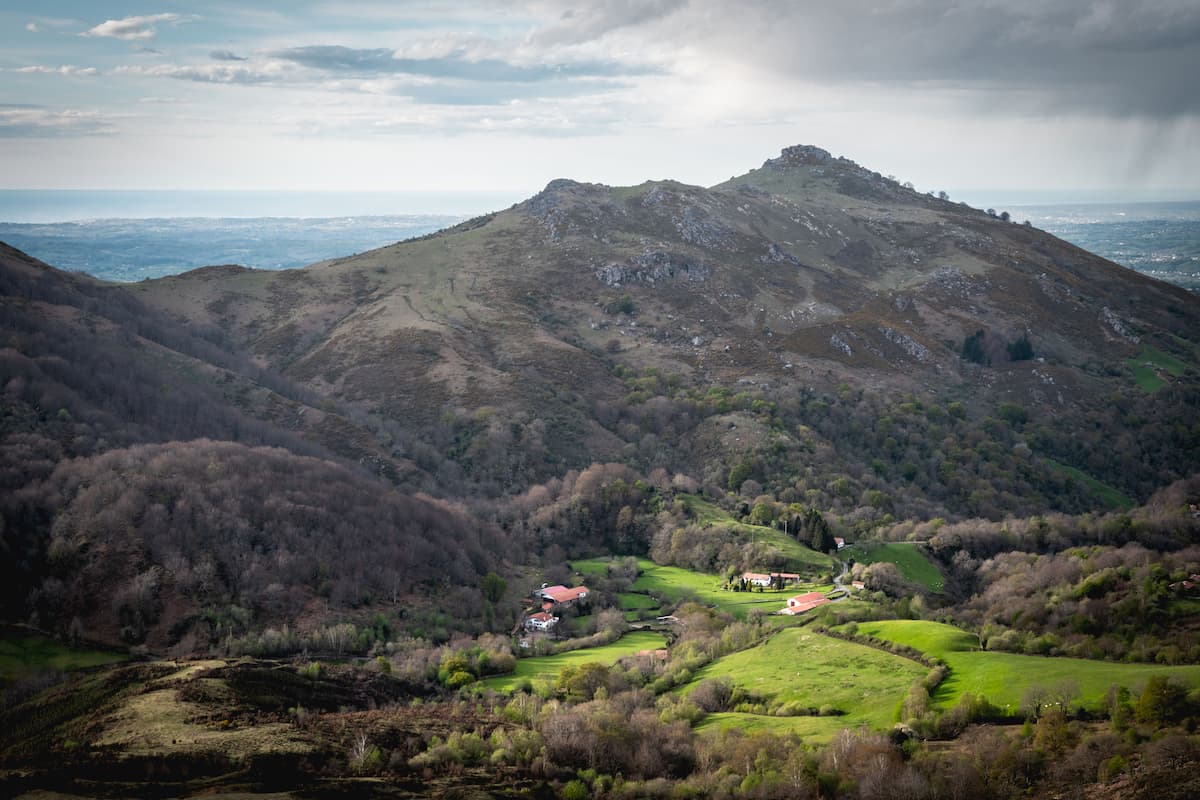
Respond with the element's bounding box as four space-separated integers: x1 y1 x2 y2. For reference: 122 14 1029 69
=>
524 611 558 631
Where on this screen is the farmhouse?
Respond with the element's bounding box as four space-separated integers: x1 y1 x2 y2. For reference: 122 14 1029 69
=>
851 580 866 590
779 591 831 615
834 537 846 550
524 611 558 631
534 584 590 605
741 571 801 587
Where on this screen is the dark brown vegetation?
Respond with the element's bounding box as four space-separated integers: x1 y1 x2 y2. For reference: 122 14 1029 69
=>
15 440 501 651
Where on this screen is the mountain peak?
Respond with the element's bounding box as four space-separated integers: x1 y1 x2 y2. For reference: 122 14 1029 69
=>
767 144 836 168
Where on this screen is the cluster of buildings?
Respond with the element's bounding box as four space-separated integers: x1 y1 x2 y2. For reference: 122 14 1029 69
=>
1170 573 1200 592
521 583 591 636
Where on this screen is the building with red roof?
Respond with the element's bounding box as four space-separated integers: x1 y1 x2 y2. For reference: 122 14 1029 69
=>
779 591 831 615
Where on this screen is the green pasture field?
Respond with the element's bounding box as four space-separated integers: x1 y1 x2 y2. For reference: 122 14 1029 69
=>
841 542 944 592
574 557 831 618
1128 346 1189 393
0 629 127 685
856 620 1200 712
696 712 853 741
480 631 667 693
618 592 661 621
682 628 926 731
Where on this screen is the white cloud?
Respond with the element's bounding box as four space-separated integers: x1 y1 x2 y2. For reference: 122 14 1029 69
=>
14 65 99 76
113 62 294 85
84 13 184 41
25 22 40 33
0 107 112 137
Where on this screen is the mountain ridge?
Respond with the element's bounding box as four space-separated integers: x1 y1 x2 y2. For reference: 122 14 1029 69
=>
122 145 1199 494
5 144 1199 513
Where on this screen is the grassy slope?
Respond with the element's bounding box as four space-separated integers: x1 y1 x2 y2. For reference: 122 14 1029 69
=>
574 557 831 618
842 543 944 592
0 630 127 684
678 495 835 572
857 620 1200 712
684 628 925 733
1042 457 1134 509
480 631 667 693
1128 346 1189 393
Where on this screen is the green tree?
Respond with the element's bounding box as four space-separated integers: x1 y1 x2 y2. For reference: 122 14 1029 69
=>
482 571 507 604
1007 333 1034 361
727 461 753 492
961 329 988 365
1135 675 1187 724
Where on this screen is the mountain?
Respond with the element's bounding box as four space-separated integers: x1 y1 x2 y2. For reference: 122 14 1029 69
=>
124 145 1200 509
4 143 1200 800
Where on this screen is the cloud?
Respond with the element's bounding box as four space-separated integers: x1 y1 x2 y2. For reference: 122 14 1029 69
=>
113 63 291 85
0 107 112 137
528 0 687 46
14 65 99 76
83 13 184 41
270 45 655 82
25 22 40 33
354 77 633 105
211 50 249 62
657 0 1200 118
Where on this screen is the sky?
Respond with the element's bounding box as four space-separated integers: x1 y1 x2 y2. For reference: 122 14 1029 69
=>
1 1 1198 200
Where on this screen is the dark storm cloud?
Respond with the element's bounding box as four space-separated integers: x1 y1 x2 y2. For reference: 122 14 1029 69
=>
670 0 1200 118
270 45 655 82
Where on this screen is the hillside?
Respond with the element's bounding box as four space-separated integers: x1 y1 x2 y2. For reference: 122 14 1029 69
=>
5 144 1200 649
125 145 1200 510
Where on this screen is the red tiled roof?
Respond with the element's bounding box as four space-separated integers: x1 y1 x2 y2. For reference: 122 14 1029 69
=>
780 592 831 615
779 596 831 615
541 585 589 603
528 612 555 622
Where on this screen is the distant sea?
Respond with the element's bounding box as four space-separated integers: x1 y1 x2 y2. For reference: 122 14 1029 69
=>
0 190 1196 290
0 189 526 282
1008 201 1200 291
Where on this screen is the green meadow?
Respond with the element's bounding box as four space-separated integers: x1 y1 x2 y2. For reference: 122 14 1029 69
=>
842 542 944 592
574 557 827 618
696 712 855 741
683 628 926 733
856 620 1200 712
0 629 127 685
480 631 667 693
1128 346 1189 393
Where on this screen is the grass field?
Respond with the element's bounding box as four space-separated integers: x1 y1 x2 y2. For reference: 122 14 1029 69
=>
1128 346 1189 393
1042 457 1133 509
842 542 944 592
0 629 127 684
682 628 926 732
857 620 1200 712
480 631 667 693
678 495 835 573
574 557 830 618
696 712 856 741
